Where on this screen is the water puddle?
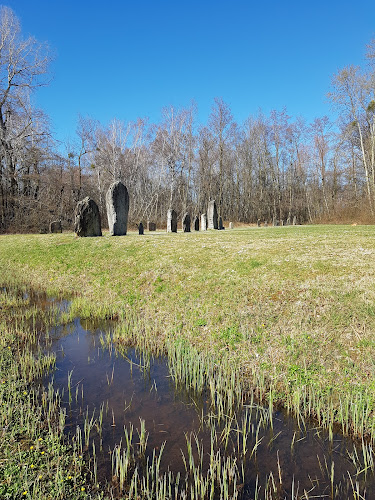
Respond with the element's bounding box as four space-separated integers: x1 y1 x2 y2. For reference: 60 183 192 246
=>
4 286 374 498
43 315 375 498
47 319 206 473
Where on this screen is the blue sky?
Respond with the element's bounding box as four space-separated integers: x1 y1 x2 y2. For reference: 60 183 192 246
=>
4 0 375 144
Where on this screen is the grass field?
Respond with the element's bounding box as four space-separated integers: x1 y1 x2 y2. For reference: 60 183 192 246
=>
1 224 375 497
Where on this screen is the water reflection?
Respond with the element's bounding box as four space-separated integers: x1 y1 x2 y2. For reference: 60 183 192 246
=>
43 317 374 498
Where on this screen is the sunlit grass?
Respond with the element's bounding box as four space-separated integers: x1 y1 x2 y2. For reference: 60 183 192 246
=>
1 226 375 499
1 225 375 442
0 290 90 499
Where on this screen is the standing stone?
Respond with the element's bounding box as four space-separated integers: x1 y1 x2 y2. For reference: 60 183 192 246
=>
293 216 297 225
229 222 234 229
138 222 144 235
218 216 224 230
201 214 207 231
50 220 62 233
257 219 261 227
207 200 218 229
264 221 268 227
272 217 279 227
286 217 291 226
167 209 177 233
194 216 199 231
280 220 284 226
74 197 102 237
106 181 129 236
148 222 156 231
182 213 191 232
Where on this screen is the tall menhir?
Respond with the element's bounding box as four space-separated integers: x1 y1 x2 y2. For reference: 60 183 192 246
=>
207 200 218 229
167 209 177 233
106 181 129 236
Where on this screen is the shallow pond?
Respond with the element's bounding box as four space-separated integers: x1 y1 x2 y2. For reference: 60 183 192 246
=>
39 312 375 499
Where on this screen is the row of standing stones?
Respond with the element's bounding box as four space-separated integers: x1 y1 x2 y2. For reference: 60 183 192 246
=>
49 181 298 236
167 200 224 233
72 183 224 237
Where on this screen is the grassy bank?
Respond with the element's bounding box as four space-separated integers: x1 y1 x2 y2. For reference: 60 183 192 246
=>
0 288 92 499
1 224 375 443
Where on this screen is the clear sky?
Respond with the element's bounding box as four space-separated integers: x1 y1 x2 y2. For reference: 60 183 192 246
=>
4 0 375 144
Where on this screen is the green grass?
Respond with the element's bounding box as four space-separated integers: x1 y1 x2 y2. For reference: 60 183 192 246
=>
2 225 375 440
1 224 375 498
0 289 92 499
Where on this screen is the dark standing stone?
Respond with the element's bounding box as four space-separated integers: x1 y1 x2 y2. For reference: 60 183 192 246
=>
74 197 102 237
194 216 199 231
106 181 129 236
50 220 62 233
167 209 177 233
148 222 156 231
207 200 218 229
138 222 144 235
182 213 191 232
273 217 279 227
201 214 207 231
218 216 224 230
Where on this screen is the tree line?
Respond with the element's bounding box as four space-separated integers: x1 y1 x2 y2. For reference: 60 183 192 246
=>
1 5 375 233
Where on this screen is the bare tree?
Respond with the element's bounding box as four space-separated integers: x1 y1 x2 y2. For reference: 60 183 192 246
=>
328 65 375 214
0 6 50 231
74 115 99 201
207 97 235 217
152 104 195 215
310 116 333 215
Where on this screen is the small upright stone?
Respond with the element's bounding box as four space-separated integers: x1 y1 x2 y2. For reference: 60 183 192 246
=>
286 217 291 226
218 216 224 230
106 181 129 236
182 213 191 232
74 197 102 237
280 220 284 226
272 217 279 227
194 216 199 231
138 222 144 235
148 222 156 231
293 216 297 225
50 220 62 233
167 209 177 233
201 213 207 231
257 219 261 227
264 221 268 227
207 200 218 229
229 222 234 229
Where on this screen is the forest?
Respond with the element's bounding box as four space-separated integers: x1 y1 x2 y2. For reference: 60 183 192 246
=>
1 6 375 233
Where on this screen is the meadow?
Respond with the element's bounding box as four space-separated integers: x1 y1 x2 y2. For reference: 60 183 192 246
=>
1 224 375 498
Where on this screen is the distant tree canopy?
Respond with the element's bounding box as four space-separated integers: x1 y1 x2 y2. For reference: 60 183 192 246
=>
1 6 375 233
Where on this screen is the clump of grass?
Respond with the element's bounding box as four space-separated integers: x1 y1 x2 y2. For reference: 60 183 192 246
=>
0 288 90 499
167 337 242 420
